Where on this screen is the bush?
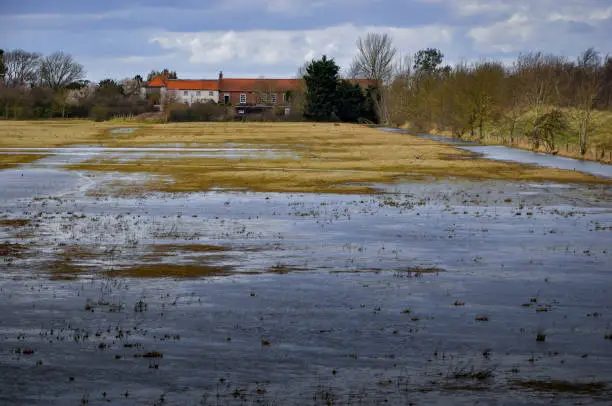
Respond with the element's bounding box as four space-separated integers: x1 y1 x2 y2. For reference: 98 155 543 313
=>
89 104 109 122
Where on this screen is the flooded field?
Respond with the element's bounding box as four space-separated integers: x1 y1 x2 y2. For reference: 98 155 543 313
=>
1 123 612 405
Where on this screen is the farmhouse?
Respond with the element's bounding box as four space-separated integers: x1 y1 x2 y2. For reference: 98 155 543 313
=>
142 70 375 110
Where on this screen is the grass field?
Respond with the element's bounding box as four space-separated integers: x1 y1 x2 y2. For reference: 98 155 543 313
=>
0 120 608 193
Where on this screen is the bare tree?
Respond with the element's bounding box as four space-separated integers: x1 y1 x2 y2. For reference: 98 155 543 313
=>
354 33 397 124
3 49 41 87
346 59 364 79
574 47 603 155
40 52 85 89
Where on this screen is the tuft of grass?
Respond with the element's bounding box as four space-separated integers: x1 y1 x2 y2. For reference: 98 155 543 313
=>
536 333 546 342
140 351 163 358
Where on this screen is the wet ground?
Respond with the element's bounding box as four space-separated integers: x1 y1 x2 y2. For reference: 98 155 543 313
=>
1 138 612 405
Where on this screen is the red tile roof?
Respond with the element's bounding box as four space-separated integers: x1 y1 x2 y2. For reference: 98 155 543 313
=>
147 75 167 87
166 80 218 91
219 78 303 92
144 76 375 91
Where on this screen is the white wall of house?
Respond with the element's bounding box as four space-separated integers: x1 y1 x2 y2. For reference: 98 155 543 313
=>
172 89 219 104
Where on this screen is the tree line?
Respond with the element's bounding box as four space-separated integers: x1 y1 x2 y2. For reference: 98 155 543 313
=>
344 34 612 156
0 49 167 120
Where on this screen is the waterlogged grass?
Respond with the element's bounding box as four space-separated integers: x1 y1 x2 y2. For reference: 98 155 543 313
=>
0 242 27 258
151 244 231 254
103 264 234 278
1 121 608 193
62 122 608 194
512 380 607 395
0 218 31 228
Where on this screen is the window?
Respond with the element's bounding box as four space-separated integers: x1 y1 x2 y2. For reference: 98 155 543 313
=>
209 91 214 97
271 94 277 105
260 93 267 104
196 91 201 96
240 93 247 104
183 91 188 96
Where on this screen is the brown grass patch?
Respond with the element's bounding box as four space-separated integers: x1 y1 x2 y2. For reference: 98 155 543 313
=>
0 242 26 258
58 245 101 261
512 380 607 395
267 264 307 274
0 154 48 169
0 219 31 228
104 263 234 278
47 261 90 280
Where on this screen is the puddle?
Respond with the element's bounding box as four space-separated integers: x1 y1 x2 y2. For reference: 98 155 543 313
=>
0 146 300 165
378 127 476 145
109 127 140 134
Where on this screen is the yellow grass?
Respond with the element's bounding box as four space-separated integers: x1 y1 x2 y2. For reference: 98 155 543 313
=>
0 120 608 194
0 120 131 148
0 154 48 169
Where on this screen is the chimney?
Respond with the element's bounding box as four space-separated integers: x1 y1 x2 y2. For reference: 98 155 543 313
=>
219 71 223 80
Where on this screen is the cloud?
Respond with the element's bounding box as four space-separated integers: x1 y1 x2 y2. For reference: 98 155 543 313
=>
465 1 612 55
150 23 454 74
2 0 610 81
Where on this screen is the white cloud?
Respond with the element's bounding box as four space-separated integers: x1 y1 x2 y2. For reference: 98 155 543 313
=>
461 0 612 54
150 23 454 75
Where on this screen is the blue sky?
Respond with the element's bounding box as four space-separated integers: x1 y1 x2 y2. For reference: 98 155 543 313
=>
2 0 611 81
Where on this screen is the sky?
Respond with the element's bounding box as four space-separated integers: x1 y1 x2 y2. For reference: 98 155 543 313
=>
1 0 611 82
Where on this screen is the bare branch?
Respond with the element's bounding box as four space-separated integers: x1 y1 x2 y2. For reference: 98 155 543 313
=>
2 49 41 87
355 32 397 84
40 52 85 89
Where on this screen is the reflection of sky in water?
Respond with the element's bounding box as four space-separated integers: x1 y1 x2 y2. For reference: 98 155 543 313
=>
460 145 612 178
0 146 300 166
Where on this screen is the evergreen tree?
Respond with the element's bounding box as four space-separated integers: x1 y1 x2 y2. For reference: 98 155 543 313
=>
336 81 366 123
303 55 340 121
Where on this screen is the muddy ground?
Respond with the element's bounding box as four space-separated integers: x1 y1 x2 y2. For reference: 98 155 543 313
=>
1 140 612 405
